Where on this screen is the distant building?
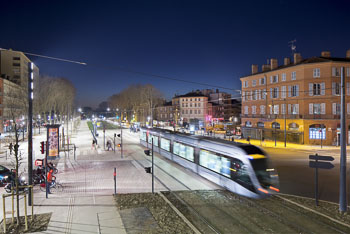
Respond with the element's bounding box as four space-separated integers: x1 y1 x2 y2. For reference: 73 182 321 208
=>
155 101 174 126
240 50 350 146
0 49 39 133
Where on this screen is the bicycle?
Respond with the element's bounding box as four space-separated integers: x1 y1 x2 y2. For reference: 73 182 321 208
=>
39 179 63 193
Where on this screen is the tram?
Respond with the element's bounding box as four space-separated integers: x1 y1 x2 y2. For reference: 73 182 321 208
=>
140 128 279 198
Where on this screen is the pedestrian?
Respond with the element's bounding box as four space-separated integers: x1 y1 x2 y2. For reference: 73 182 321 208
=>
47 168 53 194
9 143 13 155
247 136 251 144
91 139 95 150
106 140 112 151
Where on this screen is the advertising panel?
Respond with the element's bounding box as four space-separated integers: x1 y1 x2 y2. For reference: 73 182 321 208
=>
47 125 60 157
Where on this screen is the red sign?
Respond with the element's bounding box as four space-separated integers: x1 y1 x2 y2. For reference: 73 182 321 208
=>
35 159 43 166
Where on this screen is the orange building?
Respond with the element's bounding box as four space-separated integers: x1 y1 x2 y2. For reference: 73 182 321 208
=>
240 50 350 146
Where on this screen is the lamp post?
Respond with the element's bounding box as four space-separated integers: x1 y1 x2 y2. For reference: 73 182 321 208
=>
28 62 34 206
284 99 287 148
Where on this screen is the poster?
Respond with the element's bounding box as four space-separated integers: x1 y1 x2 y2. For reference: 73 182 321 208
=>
47 125 60 157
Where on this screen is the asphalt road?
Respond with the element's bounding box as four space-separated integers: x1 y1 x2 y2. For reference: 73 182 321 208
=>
263 146 350 203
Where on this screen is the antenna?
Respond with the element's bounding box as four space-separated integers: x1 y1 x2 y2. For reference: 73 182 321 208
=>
288 39 297 54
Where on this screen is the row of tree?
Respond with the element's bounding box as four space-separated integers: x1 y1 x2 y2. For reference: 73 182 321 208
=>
108 84 163 123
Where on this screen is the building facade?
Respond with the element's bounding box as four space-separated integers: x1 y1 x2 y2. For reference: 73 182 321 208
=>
155 101 174 126
0 49 39 133
176 92 208 127
241 50 350 146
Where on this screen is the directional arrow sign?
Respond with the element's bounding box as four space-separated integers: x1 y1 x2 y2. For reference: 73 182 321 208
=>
309 155 334 161
309 161 334 170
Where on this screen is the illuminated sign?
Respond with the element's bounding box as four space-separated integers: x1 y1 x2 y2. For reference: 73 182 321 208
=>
47 125 60 157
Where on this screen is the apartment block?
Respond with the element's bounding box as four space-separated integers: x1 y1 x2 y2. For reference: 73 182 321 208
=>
240 50 350 146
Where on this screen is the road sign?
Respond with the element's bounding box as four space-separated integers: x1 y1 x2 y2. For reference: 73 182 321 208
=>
309 161 334 169
309 155 334 161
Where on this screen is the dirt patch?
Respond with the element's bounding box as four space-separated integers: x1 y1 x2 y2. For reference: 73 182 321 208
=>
114 193 194 234
0 213 52 233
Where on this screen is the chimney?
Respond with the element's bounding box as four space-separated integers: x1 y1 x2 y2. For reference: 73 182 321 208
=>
251 64 258 74
270 58 278 70
262 64 270 72
321 51 331 58
346 49 350 59
293 53 302 64
284 58 291 66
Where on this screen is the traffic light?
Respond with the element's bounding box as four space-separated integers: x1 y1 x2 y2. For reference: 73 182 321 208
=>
117 144 121 147
144 149 152 156
117 134 121 137
144 167 152 174
40 141 45 154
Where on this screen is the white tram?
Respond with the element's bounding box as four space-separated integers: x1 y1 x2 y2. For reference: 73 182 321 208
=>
140 128 279 198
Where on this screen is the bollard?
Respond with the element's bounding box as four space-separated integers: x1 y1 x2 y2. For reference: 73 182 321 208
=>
31 187 34 221
114 168 117 195
3 195 6 233
11 190 14 223
24 193 28 231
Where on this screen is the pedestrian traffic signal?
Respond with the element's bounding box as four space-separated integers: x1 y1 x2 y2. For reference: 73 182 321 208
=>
144 167 151 174
40 141 45 154
117 144 121 147
144 150 152 156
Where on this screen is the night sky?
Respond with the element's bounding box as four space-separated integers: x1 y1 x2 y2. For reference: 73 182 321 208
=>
1 0 350 107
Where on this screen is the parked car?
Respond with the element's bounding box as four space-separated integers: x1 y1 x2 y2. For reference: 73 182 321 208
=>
0 165 11 186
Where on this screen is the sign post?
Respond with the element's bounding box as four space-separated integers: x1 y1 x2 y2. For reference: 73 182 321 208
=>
309 154 334 206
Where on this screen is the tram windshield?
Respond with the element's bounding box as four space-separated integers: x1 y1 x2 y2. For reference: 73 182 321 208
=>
250 158 272 188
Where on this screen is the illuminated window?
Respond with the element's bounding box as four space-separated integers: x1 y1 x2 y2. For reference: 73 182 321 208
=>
309 124 326 140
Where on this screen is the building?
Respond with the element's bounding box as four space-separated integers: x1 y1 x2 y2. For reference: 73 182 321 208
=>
240 50 350 146
175 91 209 128
0 49 39 133
155 101 174 126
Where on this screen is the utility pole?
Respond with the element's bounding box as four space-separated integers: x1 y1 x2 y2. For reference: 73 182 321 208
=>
28 62 34 206
339 67 347 213
152 138 154 194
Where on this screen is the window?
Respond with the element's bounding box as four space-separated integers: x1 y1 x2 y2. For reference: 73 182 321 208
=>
291 71 296 80
252 106 256 114
244 106 249 115
347 67 350 77
245 121 252 127
260 77 265 85
244 81 249 88
140 131 147 141
13 63 20 67
282 73 286 81
291 85 299 97
194 110 197 114
313 68 320 78
198 110 201 114
190 103 192 107
13 57 20 60
273 105 279 114
173 142 194 161
313 104 321 114
190 99 192 101
270 87 279 98
252 80 256 87
261 89 266 100
281 104 286 114
199 150 231 178
332 67 341 77
272 122 280 129
257 122 264 128
160 138 170 151
194 98 197 101
194 103 197 107
288 123 299 130
313 83 321 95
185 110 188 114
332 82 341 95
252 90 257 100
332 103 341 115
309 125 326 140
190 110 192 114
148 135 158 146
270 75 278 83
290 104 299 114
198 103 201 107
281 86 286 98
260 105 265 114
182 103 184 107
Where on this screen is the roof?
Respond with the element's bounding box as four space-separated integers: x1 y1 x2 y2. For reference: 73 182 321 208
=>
176 92 207 98
241 56 350 78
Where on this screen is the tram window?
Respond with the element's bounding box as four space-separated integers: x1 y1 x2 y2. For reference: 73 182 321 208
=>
160 138 170 151
250 158 271 188
140 131 147 141
148 135 159 146
231 158 254 191
173 141 194 162
199 150 230 177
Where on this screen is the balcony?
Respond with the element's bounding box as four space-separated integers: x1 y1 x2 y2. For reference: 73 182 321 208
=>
241 114 348 120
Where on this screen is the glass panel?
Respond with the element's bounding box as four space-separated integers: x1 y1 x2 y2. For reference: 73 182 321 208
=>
186 146 194 162
160 138 170 151
173 142 180 155
199 150 222 174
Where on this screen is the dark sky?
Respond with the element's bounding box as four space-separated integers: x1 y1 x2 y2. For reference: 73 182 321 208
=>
1 0 350 107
